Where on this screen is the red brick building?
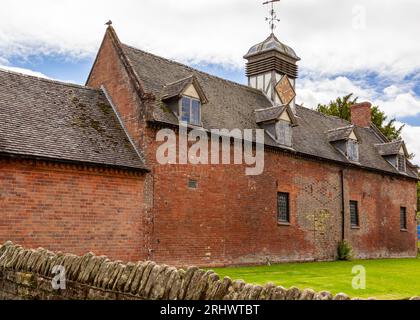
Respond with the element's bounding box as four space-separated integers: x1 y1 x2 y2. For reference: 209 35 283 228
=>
0 26 418 267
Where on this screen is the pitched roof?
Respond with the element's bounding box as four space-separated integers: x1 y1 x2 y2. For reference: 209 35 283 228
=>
161 75 208 103
375 141 408 157
117 38 418 179
244 33 300 61
255 105 298 125
0 69 147 171
327 125 356 142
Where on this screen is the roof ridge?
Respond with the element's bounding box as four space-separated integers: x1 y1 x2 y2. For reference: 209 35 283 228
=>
164 75 194 87
296 104 352 124
255 105 283 112
327 125 354 132
122 43 265 96
374 141 402 146
0 67 101 93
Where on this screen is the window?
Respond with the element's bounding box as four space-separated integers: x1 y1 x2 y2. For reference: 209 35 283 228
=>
277 192 290 223
350 201 359 227
397 155 406 172
180 96 201 126
347 140 359 162
188 179 198 189
275 120 292 147
400 207 407 230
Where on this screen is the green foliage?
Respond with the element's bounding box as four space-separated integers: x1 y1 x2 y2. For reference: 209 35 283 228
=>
316 93 404 141
337 240 353 261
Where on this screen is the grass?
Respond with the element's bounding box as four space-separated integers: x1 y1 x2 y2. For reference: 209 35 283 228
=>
212 258 420 300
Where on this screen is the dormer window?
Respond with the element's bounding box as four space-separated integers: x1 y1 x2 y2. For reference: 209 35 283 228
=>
375 141 409 173
255 105 297 149
181 96 201 126
161 75 208 127
327 125 359 162
275 120 292 147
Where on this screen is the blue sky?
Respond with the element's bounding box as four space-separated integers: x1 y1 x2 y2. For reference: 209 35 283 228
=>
1 0 419 164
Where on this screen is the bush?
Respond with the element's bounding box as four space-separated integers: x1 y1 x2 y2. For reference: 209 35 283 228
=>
337 240 353 261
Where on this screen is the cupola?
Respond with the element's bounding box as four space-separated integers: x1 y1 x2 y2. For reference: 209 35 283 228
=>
244 33 300 112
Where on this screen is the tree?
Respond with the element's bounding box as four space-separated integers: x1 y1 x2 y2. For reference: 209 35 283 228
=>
316 93 404 141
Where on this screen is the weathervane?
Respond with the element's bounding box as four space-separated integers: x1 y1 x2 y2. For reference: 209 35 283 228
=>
263 0 281 34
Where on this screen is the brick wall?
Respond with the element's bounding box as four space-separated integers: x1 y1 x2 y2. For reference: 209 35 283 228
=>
144 126 417 267
87 29 155 259
0 158 146 262
86 28 417 267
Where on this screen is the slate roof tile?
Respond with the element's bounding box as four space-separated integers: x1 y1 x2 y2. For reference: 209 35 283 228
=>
0 69 146 170
121 44 417 179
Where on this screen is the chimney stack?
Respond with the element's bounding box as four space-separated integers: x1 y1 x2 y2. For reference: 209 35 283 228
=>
351 102 372 128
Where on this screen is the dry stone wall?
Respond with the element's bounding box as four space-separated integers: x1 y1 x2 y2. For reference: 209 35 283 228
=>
0 242 416 301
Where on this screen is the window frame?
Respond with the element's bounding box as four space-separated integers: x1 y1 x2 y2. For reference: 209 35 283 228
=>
275 120 292 147
347 139 359 162
350 200 360 228
179 96 201 126
277 192 290 224
400 207 407 231
397 154 406 172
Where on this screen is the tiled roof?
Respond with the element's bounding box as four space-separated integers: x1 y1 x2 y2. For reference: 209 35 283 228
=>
121 43 417 179
255 106 287 123
244 33 300 61
327 125 355 142
161 76 194 100
375 141 406 156
0 69 147 170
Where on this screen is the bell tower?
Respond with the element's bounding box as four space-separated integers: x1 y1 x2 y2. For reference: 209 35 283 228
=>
244 0 300 112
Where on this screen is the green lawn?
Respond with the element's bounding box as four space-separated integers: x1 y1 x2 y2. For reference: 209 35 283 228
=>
212 258 420 300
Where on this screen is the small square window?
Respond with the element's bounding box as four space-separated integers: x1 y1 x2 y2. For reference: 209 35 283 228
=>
188 179 198 189
277 192 290 223
400 207 407 230
350 201 359 227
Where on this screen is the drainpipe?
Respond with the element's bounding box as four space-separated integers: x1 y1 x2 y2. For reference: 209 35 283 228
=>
340 169 346 241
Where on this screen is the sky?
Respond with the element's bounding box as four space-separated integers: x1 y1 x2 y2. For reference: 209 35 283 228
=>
0 0 419 165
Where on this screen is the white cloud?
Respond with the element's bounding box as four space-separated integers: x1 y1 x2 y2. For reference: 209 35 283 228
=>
296 76 374 108
0 0 419 76
377 93 420 119
0 65 50 79
397 122 420 166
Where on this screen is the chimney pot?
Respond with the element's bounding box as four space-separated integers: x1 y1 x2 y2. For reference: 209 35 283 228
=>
351 102 372 128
